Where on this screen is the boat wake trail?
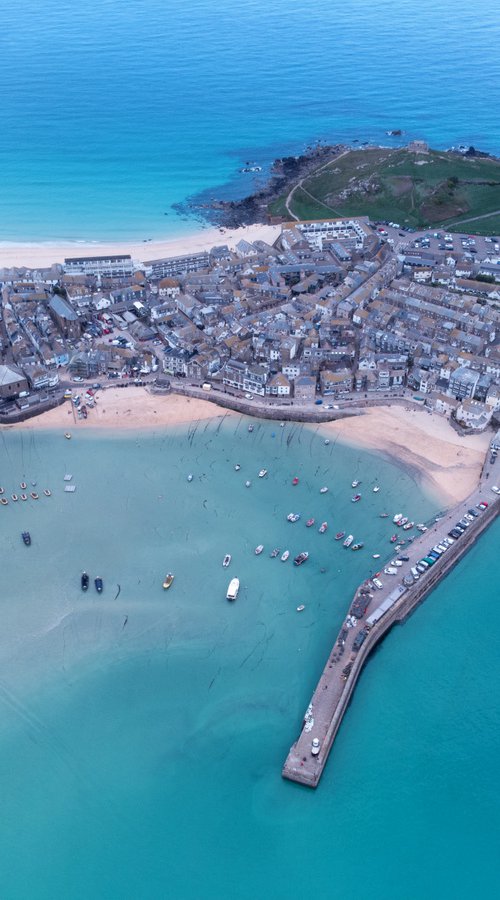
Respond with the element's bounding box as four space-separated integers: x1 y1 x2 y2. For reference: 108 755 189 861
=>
114 584 121 600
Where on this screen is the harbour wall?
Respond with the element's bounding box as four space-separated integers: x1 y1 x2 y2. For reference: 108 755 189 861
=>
282 480 500 788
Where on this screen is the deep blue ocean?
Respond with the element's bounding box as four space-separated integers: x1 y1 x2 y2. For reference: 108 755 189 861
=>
1 0 500 241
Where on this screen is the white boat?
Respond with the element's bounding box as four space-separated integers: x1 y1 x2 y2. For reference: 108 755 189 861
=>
324 439 330 445
402 521 414 530
373 485 380 493
373 553 381 559
187 474 193 482
226 577 240 601
318 522 328 533
254 545 264 555
286 512 300 522
281 550 290 561
351 479 361 488
393 513 403 524
245 480 251 488
234 464 241 471
343 534 354 548
258 469 267 478
222 554 231 567
319 486 328 494
399 516 408 526
296 604 305 612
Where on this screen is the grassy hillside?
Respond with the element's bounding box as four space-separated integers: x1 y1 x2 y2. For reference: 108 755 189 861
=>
270 147 500 232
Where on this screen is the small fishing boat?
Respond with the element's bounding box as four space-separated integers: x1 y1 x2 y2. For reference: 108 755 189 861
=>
380 512 389 518
319 486 328 494
163 573 175 590
30 492 39 500
20 494 27 501
318 522 328 533
390 534 398 543
21 531 31 546
65 433 72 440
281 550 290 562
0 487 3 495
292 476 299 486
81 571 89 591
222 554 231 568
351 542 364 551
94 577 103 593
399 516 408 526
296 604 305 612
0 498 8 505
351 480 361 488
373 485 380 493
335 531 345 540
403 521 414 531
234 464 241 471
324 439 330 445
226 577 239 601
248 424 254 432
12 494 18 502
187 474 193 482
258 469 267 478
351 494 361 503
43 489 51 497
254 545 264 555
20 482 27 490
343 534 354 548
245 480 251 487
286 513 300 523
270 548 280 558
293 551 309 566
393 513 403 524
306 518 315 527
373 553 381 559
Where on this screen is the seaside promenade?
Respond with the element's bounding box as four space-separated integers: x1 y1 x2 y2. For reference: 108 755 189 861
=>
282 453 499 788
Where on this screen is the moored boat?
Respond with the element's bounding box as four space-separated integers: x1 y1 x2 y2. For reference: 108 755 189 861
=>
286 512 300 522
187 474 193 482
30 492 39 500
21 531 31 546
373 485 380 493
351 479 361 488
351 542 364 551
81 571 89 591
335 531 345 540
226 577 239 601
319 486 328 494
293 551 309 566
380 512 389 518
296 604 305 612
65 433 71 440
0 497 8 505
12 494 18 502
258 469 267 478
94 577 103 593
234 464 241 471
254 544 264 555
403 521 414 530
306 518 315 527
281 550 290 561
270 548 280 558
245 480 251 487
373 553 381 559
163 573 175 590
319 522 328 533
20 482 27 490
20 494 27 501
0 487 3 494
343 534 354 548
351 493 361 502
222 554 231 567
292 476 299 486
324 438 330 445
399 516 408 526
248 424 254 432
390 534 398 542
43 489 51 496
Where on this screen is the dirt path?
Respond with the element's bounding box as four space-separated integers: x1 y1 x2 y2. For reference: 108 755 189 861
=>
285 149 350 221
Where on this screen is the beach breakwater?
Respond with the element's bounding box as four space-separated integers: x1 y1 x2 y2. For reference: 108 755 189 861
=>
283 472 500 788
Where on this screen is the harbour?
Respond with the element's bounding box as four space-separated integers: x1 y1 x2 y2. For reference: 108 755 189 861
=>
283 452 500 788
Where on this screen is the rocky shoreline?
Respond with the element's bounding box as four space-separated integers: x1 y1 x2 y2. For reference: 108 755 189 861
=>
173 143 347 229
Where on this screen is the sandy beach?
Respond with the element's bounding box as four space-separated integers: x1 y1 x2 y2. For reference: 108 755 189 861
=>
324 405 490 507
10 389 490 507
0 222 281 270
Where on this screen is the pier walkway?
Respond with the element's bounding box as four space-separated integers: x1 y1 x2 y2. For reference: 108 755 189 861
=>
282 459 500 788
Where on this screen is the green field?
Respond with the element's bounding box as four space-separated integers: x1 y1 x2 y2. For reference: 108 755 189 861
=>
269 148 500 233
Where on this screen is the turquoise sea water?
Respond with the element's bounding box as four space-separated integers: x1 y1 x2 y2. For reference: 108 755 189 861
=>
1 0 500 241
0 418 498 898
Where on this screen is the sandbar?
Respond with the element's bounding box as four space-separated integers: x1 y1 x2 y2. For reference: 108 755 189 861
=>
10 389 490 507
